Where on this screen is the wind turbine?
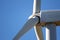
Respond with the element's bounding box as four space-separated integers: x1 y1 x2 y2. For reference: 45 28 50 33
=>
13 0 43 40
13 0 60 40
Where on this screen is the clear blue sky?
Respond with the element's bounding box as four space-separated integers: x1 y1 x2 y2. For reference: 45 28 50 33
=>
0 0 60 40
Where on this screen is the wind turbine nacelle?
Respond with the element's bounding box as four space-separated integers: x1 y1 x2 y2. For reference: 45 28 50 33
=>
40 10 60 26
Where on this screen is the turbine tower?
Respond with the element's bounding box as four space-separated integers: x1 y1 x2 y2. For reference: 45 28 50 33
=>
13 0 60 40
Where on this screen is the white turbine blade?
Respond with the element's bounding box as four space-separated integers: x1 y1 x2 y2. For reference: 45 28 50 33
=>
13 17 39 40
33 0 40 14
34 24 43 40
33 0 43 40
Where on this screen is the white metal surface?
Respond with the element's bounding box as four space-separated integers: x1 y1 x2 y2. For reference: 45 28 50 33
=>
33 0 40 14
13 17 39 40
46 23 56 40
40 10 60 23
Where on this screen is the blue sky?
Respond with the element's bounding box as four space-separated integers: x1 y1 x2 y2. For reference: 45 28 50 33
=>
0 0 60 40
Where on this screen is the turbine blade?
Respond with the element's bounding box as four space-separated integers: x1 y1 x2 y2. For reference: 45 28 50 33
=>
33 0 40 14
13 17 39 40
34 24 43 40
